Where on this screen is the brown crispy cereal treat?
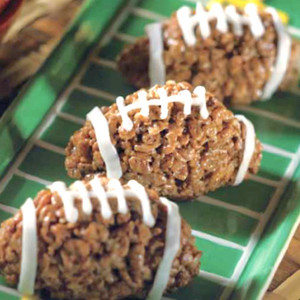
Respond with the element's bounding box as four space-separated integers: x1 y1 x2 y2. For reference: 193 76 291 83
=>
0 176 201 300
117 3 300 105
65 81 262 200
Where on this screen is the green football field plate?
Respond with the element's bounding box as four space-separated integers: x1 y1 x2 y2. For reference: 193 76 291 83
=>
0 0 299 299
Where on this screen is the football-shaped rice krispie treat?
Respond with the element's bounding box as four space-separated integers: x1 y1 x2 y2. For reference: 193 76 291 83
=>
117 3 300 105
0 176 200 300
65 81 262 200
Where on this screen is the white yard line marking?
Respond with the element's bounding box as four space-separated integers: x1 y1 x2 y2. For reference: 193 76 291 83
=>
0 203 18 215
15 169 52 187
233 105 300 129
262 143 295 159
287 25 300 38
196 196 261 220
58 111 85 125
0 285 21 297
249 174 280 188
35 140 65 156
199 270 231 286
91 57 117 69
256 213 300 300
76 84 116 101
221 146 300 300
131 7 167 22
97 0 140 48
114 32 137 43
192 230 245 251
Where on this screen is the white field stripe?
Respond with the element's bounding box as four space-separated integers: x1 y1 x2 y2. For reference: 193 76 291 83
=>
58 111 85 125
256 213 300 300
248 174 280 188
220 146 300 300
114 32 137 43
287 25 300 38
233 105 300 129
199 270 231 286
131 7 167 22
0 203 18 214
91 57 117 70
196 196 261 220
262 143 295 159
76 84 116 101
192 230 245 251
35 140 65 156
15 169 52 186
0 285 21 297
96 0 140 48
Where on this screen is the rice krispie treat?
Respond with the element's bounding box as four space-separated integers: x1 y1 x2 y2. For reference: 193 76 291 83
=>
65 81 262 200
117 3 299 105
0 176 201 300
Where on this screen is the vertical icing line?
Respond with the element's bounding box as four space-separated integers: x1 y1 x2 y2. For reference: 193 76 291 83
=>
87 107 122 179
209 3 228 33
157 88 169 119
146 23 166 86
49 181 78 223
89 177 112 219
244 3 265 39
18 198 37 296
138 90 149 117
195 3 211 40
147 197 181 300
127 180 155 227
177 6 198 46
193 86 209 119
179 90 192 115
225 5 243 36
261 7 292 100
107 178 128 214
233 115 256 186
116 96 133 131
71 181 92 215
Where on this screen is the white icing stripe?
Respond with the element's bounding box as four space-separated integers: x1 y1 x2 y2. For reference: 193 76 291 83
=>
107 179 128 214
18 198 37 295
233 115 256 186
261 7 292 100
127 180 155 227
71 181 93 215
146 23 165 86
87 107 122 179
89 177 113 219
115 86 209 132
50 182 78 223
177 3 265 45
138 90 149 117
147 197 181 300
116 96 133 131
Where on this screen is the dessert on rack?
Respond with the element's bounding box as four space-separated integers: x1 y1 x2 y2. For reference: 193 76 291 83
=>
0 176 201 300
117 3 299 105
65 81 262 200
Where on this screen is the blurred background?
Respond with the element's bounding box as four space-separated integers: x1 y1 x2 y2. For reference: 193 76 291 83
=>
0 0 83 115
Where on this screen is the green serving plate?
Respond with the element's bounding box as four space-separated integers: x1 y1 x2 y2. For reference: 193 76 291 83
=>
0 0 299 299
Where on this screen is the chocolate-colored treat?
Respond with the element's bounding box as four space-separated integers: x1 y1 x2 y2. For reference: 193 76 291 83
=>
117 3 300 105
0 176 200 300
65 81 262 200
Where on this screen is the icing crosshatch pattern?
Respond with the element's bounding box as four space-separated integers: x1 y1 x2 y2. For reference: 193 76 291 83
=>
0 0 299 299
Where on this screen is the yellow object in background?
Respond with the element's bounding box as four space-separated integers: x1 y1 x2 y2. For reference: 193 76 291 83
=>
22 296 39 300
207 0 289 24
